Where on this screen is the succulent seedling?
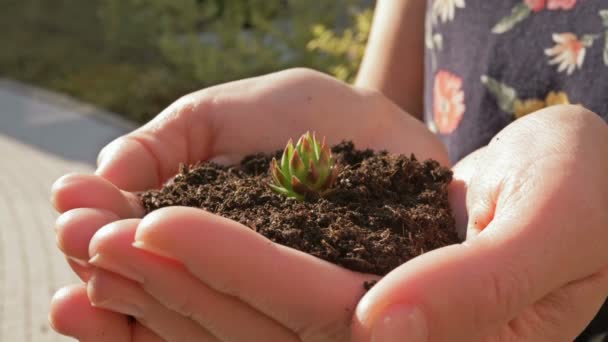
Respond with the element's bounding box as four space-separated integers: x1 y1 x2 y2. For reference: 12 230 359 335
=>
269 131 339 201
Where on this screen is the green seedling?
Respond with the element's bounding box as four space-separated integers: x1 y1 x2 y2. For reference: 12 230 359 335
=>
269 131 339 201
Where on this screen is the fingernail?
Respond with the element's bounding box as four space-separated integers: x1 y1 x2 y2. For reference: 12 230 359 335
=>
89 254 144 283
371 305 428 342
96 144 112 174
95 299 143 318
67 256 89 267
132 241 175 260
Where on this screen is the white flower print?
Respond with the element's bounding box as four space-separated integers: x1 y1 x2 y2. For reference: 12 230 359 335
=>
544 33 596 75
432 0 466 23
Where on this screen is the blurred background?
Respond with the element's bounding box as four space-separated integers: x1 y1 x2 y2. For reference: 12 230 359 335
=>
1 0 374 123
0 1 373 341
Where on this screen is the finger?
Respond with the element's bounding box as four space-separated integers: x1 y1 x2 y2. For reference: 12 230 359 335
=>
56 208 120 260
88 268 219 342
353 217 608 342
51 173 144 217
49 284 132 341
95 91 215 191
96 68 451 192
93 70 318 191
501 269 608 341
350 107 608 341
89 219 298 341
132 207 377 339
448 146 486 239
66 256 93 282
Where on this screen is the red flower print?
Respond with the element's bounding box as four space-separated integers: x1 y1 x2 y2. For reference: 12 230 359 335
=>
525 0 546 12
547 0 576 10
433 70 465 134
524 0 576 11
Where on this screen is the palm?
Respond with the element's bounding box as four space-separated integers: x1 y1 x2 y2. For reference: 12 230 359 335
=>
51 68 448 341
349 108 608 341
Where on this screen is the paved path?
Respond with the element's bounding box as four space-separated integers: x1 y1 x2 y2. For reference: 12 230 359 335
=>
0 79 136 341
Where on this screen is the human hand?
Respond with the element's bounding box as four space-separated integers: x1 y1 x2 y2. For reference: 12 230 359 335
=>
50 68 448 340
91 67 448 192
52 207 380 341
351 105 608 341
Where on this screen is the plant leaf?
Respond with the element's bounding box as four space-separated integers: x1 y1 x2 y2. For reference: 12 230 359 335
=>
322 166 339 190
307 159 319 185
290 149 306 179
301 132 313 155
312 132 321 160
268 183 291 196
291 176 309 198
318 142 330 169
581 34 600 47
481 75 518 113
270 158 289 189
491 4 531 34
281 139 294 172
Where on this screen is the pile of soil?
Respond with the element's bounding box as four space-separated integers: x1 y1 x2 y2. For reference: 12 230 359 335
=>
140 142 460 276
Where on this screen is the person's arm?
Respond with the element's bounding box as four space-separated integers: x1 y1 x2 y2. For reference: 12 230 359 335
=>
356 0 427 119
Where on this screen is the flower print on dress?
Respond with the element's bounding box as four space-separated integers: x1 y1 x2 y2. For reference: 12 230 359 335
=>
481 75 575 119
433 70 465 134
525 0 577 11
525 0 546 12
492 0 578 34
546 0 577 10
426 0 466 72
432 0 466 24
513 91 572 118
599 10 608 66
545 33 598 74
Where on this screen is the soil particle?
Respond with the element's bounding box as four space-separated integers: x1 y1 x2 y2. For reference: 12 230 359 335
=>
140 142 460 276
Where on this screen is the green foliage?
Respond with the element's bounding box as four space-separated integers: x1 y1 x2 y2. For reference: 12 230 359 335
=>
0 0 374 123
307 8 373 82
270 132 338 201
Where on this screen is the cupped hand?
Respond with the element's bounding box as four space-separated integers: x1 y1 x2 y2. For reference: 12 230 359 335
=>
352 105 608 341
93 67 448 192
51 66 446 288
50 68 449 341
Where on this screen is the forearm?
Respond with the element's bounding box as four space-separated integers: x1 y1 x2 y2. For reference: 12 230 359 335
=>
355 0 426 119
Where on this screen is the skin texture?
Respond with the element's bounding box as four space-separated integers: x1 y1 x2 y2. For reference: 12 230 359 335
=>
50 78 608 342
50 68 450 341
352 105 608 341
49 2 608 340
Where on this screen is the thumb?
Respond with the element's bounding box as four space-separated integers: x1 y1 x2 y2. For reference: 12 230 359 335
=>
351 241 510 341
351 211 581 342
352 191 607 342
96 97 214 191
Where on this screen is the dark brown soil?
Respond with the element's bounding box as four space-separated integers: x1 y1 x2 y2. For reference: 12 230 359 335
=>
140 142 460 276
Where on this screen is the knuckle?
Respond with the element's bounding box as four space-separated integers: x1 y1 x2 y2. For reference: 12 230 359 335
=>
86 273 112 306
173 296 196 319
282 67 320 77
150 284 196 319
156 95 201 130
483 262 534 324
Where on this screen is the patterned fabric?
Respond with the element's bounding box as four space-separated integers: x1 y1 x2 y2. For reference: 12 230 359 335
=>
424 0 608 163
423 1 608 340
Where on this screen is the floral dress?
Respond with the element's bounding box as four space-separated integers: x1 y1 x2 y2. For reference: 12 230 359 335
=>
423 0 607 339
